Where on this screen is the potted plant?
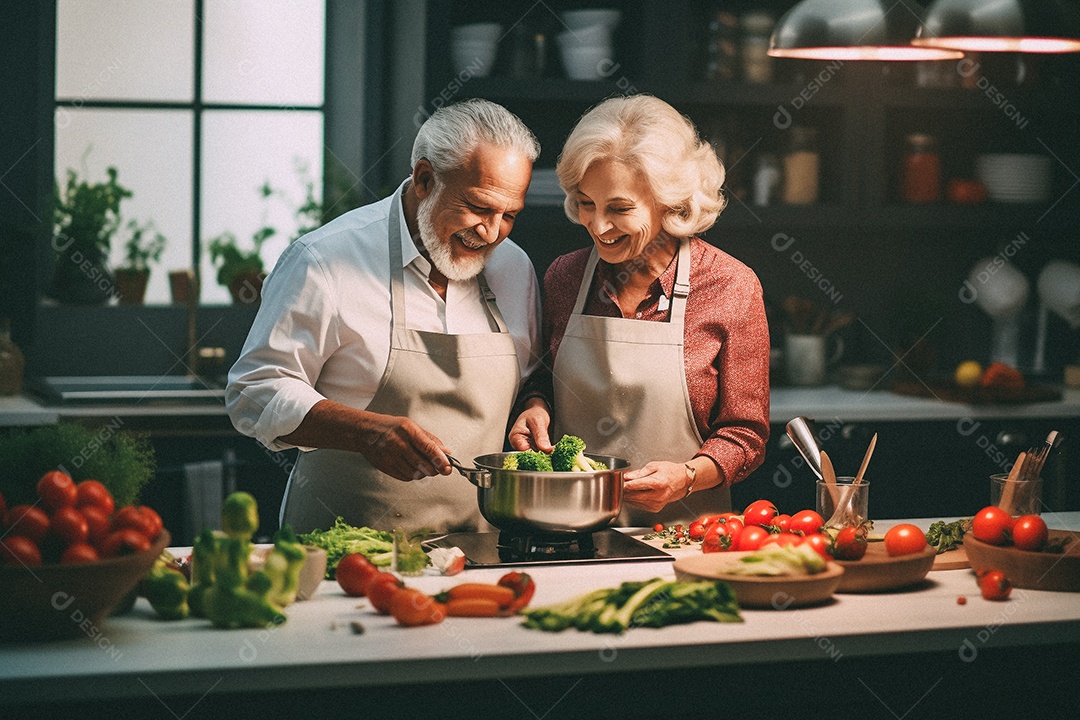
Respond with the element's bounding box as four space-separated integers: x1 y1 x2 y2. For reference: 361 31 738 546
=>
113 219 166 305
208 225 274 305
49 166 132 305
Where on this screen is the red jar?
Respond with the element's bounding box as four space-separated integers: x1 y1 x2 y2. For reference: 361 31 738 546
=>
901 133 941 203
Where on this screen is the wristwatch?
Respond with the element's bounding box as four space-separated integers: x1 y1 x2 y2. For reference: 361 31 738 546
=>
684 463 696 498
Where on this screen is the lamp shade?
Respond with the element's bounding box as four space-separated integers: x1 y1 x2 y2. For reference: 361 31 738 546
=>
915 0 1080 53
768 0 964 60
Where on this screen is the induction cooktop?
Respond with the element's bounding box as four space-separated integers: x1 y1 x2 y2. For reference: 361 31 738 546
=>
423 528 672 567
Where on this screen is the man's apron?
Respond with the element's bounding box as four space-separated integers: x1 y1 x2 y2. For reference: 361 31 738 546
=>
280 191 521 534
552 239 731 526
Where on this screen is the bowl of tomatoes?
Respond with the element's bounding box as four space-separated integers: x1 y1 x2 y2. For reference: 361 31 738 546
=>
963 506 1080 592
833 523 936 593
0 470 170 642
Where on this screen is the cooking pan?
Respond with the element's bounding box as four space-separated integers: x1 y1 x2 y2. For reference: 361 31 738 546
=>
448 453 628 535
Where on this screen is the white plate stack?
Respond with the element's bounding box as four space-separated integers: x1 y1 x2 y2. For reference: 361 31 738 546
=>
557 9 621 80
975 153 1052 203
450 23 502 78
526 168 564 206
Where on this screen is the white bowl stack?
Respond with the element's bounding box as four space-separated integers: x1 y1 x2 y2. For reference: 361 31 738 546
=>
557 9 621 80
451 23 502 78
975 153 1052 203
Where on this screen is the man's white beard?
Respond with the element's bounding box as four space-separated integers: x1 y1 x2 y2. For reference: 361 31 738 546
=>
416 185 493 281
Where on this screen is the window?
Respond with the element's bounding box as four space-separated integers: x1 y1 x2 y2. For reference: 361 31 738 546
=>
54 0 326 305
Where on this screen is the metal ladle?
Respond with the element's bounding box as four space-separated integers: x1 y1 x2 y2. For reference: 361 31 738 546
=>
785 416 824 479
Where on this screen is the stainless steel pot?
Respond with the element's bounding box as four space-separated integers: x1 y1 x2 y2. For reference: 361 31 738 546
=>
449 453 628 535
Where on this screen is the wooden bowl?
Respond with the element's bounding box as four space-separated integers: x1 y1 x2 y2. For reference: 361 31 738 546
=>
963 530 1080 592
0 530 170 642
834 543 936 592
673 553 845 609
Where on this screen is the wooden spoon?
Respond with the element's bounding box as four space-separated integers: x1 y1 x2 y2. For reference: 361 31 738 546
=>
820 450 839 505
853 433 877 486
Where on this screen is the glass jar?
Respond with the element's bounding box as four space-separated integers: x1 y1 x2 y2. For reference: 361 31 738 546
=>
782 127 820 205
704 10 738 81
901 133 941 203
740 12 774 84
0 317 25 396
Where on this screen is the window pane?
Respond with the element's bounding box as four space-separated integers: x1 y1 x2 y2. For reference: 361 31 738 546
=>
56 0 194 102
203 0 325 106
201 110 323 305
54 108 194 305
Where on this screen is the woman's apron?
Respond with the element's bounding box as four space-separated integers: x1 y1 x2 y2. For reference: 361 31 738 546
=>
280 191 521 534
552 239 731 526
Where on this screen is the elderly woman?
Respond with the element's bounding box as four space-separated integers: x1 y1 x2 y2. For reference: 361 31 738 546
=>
509 95 770 524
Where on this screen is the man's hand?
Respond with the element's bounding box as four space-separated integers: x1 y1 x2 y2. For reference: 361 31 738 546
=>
508 399 553 453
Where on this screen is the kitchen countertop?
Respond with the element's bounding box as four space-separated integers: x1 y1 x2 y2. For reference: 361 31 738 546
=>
3 386 1079 427
2 515 1079 716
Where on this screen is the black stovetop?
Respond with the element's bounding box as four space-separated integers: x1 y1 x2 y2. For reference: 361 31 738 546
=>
424 528 672 567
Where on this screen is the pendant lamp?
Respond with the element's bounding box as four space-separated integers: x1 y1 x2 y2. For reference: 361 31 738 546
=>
914 0 1080 53
768 0 964 61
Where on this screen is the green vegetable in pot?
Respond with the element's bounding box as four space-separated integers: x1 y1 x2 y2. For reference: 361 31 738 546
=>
551 435 605 472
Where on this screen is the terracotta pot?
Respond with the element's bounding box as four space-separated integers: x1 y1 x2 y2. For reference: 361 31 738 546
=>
169 270 198 305
228 271 266 306
113 268 149 305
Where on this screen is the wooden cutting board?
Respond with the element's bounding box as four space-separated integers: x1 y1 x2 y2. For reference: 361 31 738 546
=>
931 545 970 570
891 380 1061 405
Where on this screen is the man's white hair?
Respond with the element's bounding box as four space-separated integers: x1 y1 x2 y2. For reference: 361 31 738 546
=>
411 99 540 175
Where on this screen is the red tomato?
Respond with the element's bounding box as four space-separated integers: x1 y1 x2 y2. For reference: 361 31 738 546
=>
336 553 380 596
389 588 447 626
972 506 1014 546
788 509 825 536
1011 515 1048 552
701 523 734 553
100 528 151 557
695 514 721 528
802 532 831 560
80 505 112 546
652 523 665 532
978 569 1012 600
831 525 868 560
734 525 770 551
0 535 43 566
366 572 405 614
113 505 155 539
7 504 50 544
137 506 164 539
761 532 803 548
75 479 115 515
687 521 707 542
50 506 90 546
772 514 791 532
36 470 77 511
724 517 744 537
884 523 927 557
742 499 778 527
61 543 101 564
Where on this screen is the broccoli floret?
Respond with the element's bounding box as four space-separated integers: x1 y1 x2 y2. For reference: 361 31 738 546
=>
514 450 554 472
551 435 598 472
502 454 519 470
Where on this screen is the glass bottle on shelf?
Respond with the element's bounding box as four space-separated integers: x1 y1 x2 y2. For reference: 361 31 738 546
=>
740 11 774 84
752 152 782 206
782 126 820 205
0 317 25 396
901 133 942 203
704 9 738 81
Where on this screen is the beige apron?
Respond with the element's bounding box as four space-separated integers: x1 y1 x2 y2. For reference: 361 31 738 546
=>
552 239 731 526
280 190 521 534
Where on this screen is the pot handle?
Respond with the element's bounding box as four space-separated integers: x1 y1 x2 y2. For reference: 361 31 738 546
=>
446 454 492 489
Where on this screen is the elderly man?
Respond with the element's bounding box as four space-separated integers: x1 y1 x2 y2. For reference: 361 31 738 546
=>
226 99 541 534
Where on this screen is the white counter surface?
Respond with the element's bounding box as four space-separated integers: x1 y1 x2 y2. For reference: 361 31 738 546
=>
2 515 1078 712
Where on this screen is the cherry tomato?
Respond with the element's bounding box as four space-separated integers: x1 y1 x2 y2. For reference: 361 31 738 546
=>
884 523 927 557
742 499 778 527
100 528 151 557
0 535 43 566
7 504 50 544
36 470 78 511
336 553 380 597
60 543 101 565
702 522 734 553
687 521 707 542
1011 514 1048 552
366 572 405 614
831 525 868 560
972 505 1014 546
788 509 825 537
772 514 791 532
724 517 744 537
653 523 665 533
761 532 803 548
802 532 831 560
978 569 1012 600
734 525 770 551
695 514 721 528
80 504 112 546
50 506 90 546
137 506 164 539
389 588 447 626
75 479 115 515
113 505 155 539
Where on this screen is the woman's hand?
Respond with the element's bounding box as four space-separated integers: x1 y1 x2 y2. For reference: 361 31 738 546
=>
507 399 554 452
622 461 693 513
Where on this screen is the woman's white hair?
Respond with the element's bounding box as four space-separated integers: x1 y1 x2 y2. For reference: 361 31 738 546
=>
411 99 540 175
556 95 726 237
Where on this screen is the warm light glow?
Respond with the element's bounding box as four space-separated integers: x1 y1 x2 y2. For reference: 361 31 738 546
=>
769 45 964 61
914 36 1080 53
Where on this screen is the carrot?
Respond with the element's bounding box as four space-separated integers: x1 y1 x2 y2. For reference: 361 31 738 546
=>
442 583 516 607
444 597 503 617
